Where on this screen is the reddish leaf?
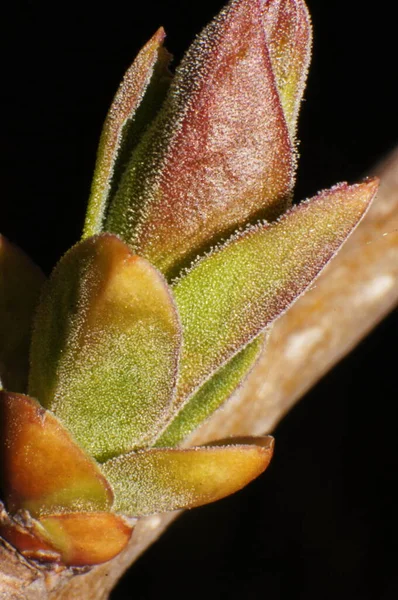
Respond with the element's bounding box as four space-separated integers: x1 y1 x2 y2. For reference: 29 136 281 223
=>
0 509 133 567
36 513 133 566
106 0 293 276
0 517 61 564
0 392 113 517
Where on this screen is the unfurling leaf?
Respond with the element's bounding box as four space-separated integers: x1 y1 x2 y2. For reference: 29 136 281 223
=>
172 179 378 404
106 0 293 276
0 236 45 392
101 437 274 516
0 392 112 516
83 28 172 238
29 234 181 461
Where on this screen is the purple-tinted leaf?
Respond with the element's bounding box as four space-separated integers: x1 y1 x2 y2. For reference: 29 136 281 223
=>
106 0 293 276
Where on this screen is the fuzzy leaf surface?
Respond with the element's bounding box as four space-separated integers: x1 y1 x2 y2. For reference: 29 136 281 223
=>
0 392 113 517
155 334 265 447
0 236 45 392
83 28 172 238
106 0 293 277
0 519 61 563
36 512 133 566
101 437 274 516
172 179 378 404
29 234 181 461
261 0 312 140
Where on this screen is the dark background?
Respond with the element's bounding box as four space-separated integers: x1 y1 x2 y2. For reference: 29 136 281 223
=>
1 1 397 598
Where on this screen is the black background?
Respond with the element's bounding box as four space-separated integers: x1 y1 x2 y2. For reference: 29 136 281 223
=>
1 1 397 598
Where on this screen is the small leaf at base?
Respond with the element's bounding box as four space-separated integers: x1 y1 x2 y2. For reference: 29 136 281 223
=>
0 392 113 517
101 437 274 516
36 512 133 566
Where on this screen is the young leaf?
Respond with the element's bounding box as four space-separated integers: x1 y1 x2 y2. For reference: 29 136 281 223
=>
101 437 274 516
0 392 113 517
155 334 266 447
36 513 133 566
106 0 293 277
0 519 61 564
172 179 378 405
0 236 45 392
29 234 181 461
83 28 172 238
261 0 312 140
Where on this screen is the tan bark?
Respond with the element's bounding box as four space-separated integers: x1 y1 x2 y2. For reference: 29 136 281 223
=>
1 147 397 599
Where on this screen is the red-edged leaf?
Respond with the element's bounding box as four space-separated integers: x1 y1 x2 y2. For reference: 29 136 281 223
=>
171 179 379 405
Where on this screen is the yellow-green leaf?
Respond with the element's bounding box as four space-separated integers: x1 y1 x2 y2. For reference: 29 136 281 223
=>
83 28 172 238
0 236 45 392
0 392 113 517
172 179 378 405
101 437 274 516
106 0 293 277
29 234 181 461
155 334 265 447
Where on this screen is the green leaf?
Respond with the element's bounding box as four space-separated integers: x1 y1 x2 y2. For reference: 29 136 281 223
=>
0 392 113 517
29 234 181 461
106 0 293 277
171 179 378 406
262 0 312 141
0 236 45 392
101 437 274 516
83 28 172 238
155 334 265 447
